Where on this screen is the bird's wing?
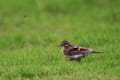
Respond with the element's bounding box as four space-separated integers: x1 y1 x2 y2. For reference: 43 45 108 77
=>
68 46 93 55
79 47 93 53
68 46 84 55
69 46 79 51
80 47 92 51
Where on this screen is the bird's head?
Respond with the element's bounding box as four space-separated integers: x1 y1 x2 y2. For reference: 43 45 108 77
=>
59 40 71 47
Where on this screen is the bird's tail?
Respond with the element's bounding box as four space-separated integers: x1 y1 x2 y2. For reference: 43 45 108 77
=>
91 50 103 53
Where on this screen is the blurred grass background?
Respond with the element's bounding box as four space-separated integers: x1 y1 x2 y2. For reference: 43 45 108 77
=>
0 0 120 80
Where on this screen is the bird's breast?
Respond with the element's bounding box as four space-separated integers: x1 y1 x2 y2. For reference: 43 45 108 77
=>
63 49 70 55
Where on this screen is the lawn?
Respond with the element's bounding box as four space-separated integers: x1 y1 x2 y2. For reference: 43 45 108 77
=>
0 0 120 80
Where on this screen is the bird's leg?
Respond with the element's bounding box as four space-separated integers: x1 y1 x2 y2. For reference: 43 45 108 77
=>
75 58 81 62
66 58 73 61
69 58 74 61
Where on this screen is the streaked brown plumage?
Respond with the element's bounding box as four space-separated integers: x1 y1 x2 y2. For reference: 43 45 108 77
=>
59 40 103 61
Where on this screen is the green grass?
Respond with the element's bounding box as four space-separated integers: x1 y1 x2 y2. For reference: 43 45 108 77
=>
0 0 120 80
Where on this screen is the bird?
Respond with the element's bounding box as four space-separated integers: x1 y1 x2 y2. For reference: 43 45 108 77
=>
59 40 103 61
